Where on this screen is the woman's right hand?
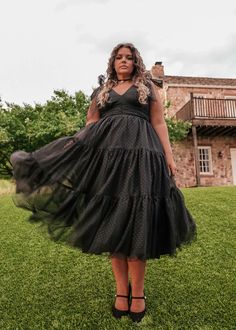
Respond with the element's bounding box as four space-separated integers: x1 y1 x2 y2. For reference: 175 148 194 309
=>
165 153 177 177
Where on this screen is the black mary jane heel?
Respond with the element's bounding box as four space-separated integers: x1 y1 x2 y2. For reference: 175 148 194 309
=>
129 294 147 323
112 283 131 319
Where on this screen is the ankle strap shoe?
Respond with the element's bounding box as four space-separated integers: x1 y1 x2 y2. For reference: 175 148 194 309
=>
129 294 146 323
112 283 131 319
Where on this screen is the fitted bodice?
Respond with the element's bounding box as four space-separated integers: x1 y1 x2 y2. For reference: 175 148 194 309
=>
100 85 151 122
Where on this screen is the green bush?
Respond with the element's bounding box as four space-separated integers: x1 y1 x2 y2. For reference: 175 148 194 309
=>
166 117 192 143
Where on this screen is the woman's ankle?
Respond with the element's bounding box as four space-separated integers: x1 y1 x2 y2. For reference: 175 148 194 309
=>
116 282 129 295
130 285 144 297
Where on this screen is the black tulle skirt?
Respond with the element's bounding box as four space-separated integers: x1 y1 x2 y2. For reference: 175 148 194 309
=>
10 112 196 260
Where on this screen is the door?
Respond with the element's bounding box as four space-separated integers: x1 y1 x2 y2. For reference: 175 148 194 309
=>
230 148 236 185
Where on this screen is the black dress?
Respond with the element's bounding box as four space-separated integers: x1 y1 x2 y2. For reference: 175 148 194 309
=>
10 85 196 260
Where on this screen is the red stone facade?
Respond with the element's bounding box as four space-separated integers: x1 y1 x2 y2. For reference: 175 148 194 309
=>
172 135 236 187
150 63 236 187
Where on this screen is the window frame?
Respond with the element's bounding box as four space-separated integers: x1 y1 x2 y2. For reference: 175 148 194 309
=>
198 146 213 175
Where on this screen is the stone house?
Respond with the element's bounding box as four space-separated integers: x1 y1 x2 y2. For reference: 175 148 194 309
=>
151 62 236 187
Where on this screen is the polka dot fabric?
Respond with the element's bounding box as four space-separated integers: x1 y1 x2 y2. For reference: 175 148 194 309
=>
10 86 196 260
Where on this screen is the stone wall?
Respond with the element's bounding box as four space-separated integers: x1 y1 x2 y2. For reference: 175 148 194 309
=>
151 63 236 117
163 86 236 117
171 136 196 187
172 135 236 187
150 63 236 187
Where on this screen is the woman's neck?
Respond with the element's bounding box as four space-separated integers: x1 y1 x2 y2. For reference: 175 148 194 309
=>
117 75 132 81
117 78 132 82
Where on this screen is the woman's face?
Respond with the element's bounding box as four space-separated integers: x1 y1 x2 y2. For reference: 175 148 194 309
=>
114 47 135 78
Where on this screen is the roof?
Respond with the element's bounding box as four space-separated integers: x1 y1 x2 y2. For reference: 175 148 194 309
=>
163 75 236 86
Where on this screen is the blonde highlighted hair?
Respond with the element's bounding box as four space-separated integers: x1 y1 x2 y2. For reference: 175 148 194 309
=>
97 43 152 108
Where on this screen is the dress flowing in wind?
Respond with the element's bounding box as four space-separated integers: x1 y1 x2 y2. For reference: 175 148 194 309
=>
11 85 196 260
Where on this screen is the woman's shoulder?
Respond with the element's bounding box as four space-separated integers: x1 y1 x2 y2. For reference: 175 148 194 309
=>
144 78 163 90
149 78 163 89
90 86 101 100
144 78 162 102
90 74 105 100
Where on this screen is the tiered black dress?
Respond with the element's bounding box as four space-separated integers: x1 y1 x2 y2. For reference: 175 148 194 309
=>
11 85 196 260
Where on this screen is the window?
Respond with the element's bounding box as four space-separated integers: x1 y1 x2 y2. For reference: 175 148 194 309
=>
198 146 213 174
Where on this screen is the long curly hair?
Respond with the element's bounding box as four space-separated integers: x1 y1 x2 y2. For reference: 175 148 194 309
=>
97 43 151 108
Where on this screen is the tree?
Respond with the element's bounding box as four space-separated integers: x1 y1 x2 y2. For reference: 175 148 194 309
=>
0 90 89 177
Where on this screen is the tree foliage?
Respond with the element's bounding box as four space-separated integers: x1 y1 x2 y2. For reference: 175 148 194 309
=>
0 90 89 176
166 117 192 143
163 98 191 143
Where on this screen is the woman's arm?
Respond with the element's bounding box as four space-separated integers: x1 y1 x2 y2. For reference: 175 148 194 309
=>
85 97 101 126
150 82 177 176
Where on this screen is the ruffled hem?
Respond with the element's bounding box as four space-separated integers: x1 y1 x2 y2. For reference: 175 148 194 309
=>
13 188 196 260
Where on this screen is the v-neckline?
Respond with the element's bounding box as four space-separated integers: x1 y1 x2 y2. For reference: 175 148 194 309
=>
111 84 134 96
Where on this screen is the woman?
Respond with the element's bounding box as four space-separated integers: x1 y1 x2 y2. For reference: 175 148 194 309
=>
11 43 196 323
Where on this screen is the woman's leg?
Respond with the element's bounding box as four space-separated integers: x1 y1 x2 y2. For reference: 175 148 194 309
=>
111 256 129 310
127 259 146 312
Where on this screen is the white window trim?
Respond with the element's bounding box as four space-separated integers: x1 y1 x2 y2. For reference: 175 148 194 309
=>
198 146 213 175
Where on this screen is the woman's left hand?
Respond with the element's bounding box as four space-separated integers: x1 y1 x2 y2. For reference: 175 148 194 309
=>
165 153 177 176
63 139 75 149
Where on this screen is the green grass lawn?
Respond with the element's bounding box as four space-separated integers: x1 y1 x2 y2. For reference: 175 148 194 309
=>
0 184 235 330
0 179 15 195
